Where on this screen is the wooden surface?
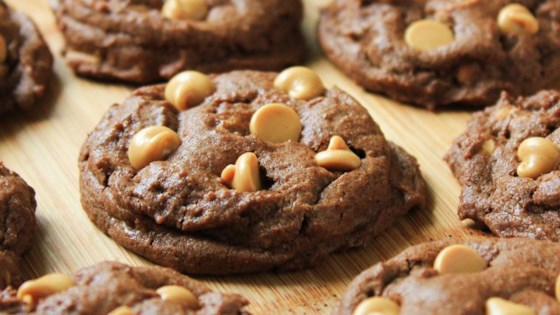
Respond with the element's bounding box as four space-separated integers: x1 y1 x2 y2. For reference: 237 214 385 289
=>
1 0 483 313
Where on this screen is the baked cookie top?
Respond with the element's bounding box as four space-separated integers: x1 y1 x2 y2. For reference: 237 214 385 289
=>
319 0 560 110
0 261 249 314
445 90 560 240
0 163 36 289
78 68 427 275
0 1 52 114
334 237 560 315
55 0 306 83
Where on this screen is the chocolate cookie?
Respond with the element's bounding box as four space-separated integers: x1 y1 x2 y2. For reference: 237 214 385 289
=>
445 90 560 240
0 261 249 314
79 68 427 275
55 0 306 84
334 237 560 315
319 0 560 110
0 163 37 289
0 1 52 114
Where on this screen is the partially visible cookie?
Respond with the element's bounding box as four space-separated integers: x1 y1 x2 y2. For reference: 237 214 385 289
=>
334 237 560 315
0 261 250 314
445 90 560 240
319 0 560 110
55 0 306 83
0 163 37 289
0 1 53 114
79 68 427 275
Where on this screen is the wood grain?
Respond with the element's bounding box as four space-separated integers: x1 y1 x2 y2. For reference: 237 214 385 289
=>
1 0 486 313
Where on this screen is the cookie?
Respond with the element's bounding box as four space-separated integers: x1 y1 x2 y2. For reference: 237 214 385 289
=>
78 68 427 275
318 0 560 110
445 90 560 240
0 261 249 314
334 237 560 315
55 0 306 84
0 1 52 114
0 163 37 289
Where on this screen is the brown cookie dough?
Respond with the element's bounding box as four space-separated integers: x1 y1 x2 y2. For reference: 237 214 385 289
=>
55 0 306 84
319 0 560 110
0 261 249 314
78 69 427 275
0 163 37 289
445 90 560 240
334 237 560 315
0 1 53 114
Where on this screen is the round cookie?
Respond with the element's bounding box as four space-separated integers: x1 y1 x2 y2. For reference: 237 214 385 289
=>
0 261 249 314
319 0 560 110
334 237 560 315
445 90 560 240
78 69 427 275
0 1 53 114
55 0 306 84
0 163 37 289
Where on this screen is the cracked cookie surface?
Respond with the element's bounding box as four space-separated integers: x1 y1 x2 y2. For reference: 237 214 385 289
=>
55 0 306 84
334 237 560 315
78 70 427 275
0 261 249 314
0 163 36 289
446 90 560 241
0 0 53 114
319 0 560 110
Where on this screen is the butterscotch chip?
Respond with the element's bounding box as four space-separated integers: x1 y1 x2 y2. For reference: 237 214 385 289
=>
156 285 199 309
315 136 361 171
483 139 496 154
404 19 454 51
128 126 181 170
0 262 249 313
17 274 75 306
497 4 539 35
162 0 208 21
221 152 261 192
164 71 215 111
352 297 399 315
486 297 535 315
517 137 560 179
433 244 486 274
274 66 325 100
250 103 302 143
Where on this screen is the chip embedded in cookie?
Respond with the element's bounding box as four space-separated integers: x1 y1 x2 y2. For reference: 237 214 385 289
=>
0 163 37 289
445 90 560 240
55 0 306 83
319 0 560 110
0 261 249 314
78 68 427 275
0 1 53 114
334 238 560 315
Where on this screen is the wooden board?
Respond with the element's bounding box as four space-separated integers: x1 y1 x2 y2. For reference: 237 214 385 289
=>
1 0 489 313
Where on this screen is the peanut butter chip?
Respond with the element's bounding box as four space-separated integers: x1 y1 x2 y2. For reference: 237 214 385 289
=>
405 19 454 51
162 0 208 21
315 136 361 171
433 244 486 274
0 35 6 63
221 152 261 192
128 126 182 170
497 4 539 35
156 285 199 309
517 137 560 179
17 274 75 306
352 297 400 315
486 297 535 315
250 103 302 143
274 66 325 100
165 71 215 111
108 306 135 315
555 274 560 302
